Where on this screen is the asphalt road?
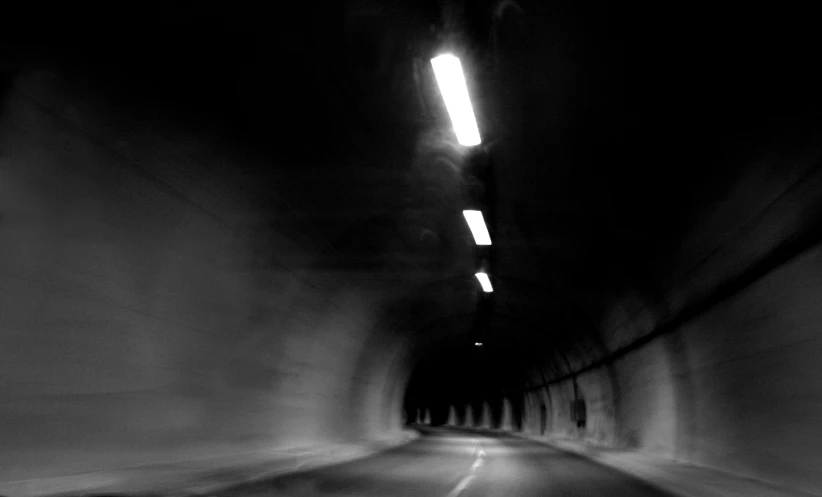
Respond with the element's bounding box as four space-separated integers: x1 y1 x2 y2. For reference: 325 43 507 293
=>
222 428 674 497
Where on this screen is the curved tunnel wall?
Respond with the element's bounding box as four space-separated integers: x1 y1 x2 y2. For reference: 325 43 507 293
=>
0 72 409 486
520 154 822 495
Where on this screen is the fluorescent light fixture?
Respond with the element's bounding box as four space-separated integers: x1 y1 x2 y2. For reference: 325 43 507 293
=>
462 210 492 245
474 342 483 347
475 272 493 292
430 54 482 146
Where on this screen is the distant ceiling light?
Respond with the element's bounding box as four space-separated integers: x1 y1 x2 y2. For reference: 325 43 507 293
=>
430 54 482 146
475 272 493 292
462 210 492 245
474 342 483 347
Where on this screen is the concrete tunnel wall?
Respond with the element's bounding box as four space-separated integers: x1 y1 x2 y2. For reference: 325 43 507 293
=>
519 151 822 495
0 72 411 487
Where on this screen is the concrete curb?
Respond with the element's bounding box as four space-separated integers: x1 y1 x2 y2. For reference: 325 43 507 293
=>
512 433 819 497
0 430 420 497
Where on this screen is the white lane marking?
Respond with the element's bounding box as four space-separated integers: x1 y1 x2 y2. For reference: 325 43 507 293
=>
446 474 475 497
473 446 486 470
446 444 485 497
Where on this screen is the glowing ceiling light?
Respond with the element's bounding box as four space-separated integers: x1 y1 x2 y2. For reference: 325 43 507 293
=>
475 272 493 293
462 210 492 245
430 54 482 146
474 342 483 347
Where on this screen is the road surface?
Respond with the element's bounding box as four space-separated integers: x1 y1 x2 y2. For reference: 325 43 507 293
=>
220 427 672 496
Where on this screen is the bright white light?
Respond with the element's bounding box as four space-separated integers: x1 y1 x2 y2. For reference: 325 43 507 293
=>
474 342 483 347
462 210 492 245
475 272 493 292
431 54 482 146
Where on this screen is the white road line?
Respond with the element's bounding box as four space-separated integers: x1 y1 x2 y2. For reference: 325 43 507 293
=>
446 444 485 497
445 474 475 497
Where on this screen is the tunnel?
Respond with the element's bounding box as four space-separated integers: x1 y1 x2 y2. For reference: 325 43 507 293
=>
2 1 822 496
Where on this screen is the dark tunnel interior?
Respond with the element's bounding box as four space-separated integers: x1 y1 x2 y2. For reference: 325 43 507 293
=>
3 1 822 496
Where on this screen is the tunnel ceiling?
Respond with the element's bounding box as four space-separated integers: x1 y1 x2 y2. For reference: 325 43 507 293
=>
7 1 821 401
